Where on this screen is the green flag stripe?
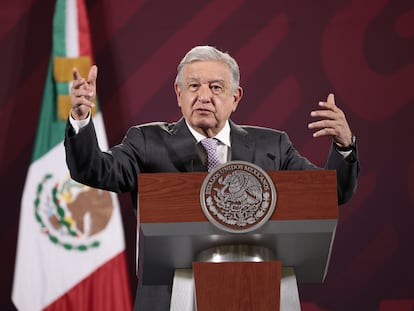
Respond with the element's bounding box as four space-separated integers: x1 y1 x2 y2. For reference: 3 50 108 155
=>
31 59 67 162
31 0 68 161
53 0 67 57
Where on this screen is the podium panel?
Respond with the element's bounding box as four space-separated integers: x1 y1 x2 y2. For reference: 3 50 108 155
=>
193 261 281 311
138 170 338 285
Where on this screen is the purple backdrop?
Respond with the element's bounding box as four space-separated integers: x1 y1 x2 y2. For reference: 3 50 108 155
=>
1 0 414 310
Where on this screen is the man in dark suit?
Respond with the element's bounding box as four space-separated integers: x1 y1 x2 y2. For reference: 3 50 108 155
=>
65 45 359 310
65 45 359 206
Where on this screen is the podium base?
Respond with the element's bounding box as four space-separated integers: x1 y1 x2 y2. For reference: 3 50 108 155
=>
170 267 300 311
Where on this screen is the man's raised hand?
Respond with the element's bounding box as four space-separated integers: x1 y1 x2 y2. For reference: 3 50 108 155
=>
70 65 97 120
308 93 353 148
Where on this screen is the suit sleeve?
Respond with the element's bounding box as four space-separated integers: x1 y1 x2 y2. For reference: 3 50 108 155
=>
325 142 360 205
64 119 143 194
278 131 360 205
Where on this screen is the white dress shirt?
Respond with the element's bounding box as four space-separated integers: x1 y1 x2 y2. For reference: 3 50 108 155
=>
185 119 231 164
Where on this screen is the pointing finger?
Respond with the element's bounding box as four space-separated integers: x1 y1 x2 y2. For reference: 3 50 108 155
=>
88 65 98 85
72 67 81 81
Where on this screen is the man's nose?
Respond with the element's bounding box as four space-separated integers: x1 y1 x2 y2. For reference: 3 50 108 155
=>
197 85 211 102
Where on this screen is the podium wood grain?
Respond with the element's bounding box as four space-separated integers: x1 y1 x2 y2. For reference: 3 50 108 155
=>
193 261 281 311
139 170 338 223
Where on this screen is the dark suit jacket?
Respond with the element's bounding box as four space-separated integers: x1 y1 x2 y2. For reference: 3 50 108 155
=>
65 118 359 205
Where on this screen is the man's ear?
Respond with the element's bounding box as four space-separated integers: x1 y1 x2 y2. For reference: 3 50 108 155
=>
174 83 182 107
232 86 243 112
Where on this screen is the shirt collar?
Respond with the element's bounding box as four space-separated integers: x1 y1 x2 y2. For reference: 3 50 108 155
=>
185 119 231 147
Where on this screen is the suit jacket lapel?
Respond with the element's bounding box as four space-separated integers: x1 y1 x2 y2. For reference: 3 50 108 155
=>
229 120 255 163
168 119 255 171
169 118 205 172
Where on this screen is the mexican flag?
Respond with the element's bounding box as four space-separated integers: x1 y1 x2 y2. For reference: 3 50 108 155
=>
12 0 132 310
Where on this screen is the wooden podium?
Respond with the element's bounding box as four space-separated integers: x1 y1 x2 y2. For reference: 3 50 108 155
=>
137 170 338 310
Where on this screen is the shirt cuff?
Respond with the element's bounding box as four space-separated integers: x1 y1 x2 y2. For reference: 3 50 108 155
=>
337 149 352 158
69 113 91 134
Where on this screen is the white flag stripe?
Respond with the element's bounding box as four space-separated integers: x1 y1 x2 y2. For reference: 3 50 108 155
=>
65 0 79 57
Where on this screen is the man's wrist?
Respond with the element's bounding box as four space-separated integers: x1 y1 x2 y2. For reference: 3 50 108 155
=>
335 135 356 152
69 111 91 134
70 108 90 121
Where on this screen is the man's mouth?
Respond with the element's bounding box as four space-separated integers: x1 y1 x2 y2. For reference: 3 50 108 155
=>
195 108 213 113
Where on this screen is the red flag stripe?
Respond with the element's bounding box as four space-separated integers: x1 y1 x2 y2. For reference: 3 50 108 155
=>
44 252 132 311
76 0 92 58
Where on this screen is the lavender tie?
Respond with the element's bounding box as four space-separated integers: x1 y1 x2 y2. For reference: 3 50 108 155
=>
200 138 220 172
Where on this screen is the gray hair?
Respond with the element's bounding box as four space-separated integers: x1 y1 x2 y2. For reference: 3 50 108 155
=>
175 45 240 91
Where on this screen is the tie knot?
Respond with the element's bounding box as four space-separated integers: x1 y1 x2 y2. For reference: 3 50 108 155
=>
200 138 220 171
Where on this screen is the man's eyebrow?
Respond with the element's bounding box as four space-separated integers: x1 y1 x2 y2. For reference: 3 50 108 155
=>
208 79 225 84
186 77 200 82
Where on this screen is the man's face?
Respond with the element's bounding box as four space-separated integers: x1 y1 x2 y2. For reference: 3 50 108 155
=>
175 60 243 137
